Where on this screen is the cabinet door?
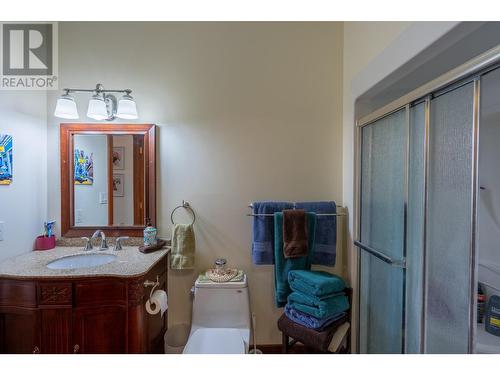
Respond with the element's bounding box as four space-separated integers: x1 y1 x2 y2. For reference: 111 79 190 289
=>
73 305 127 353
0 309 40 354
40 308 73 354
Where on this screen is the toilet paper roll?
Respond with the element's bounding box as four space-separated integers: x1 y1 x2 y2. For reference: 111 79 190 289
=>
146 290 168 317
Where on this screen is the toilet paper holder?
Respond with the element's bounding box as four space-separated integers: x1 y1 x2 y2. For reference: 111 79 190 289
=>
143 275 160 300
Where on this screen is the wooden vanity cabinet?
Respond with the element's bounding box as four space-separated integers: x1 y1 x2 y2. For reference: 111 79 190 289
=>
0 254 168 354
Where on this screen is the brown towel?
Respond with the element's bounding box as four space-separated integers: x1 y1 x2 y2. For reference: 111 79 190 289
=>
283 209 308 258
278 313 348 352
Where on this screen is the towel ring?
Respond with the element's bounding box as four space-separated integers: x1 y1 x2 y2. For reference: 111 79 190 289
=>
171 200 196 225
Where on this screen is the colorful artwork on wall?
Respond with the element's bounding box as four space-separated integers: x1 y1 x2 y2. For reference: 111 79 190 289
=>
0 135 13 185
74 149 94 185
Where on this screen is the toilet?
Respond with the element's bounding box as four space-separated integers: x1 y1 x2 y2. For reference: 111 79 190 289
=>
183 274 251 354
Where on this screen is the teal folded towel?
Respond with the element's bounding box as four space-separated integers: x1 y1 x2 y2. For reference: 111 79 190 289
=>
287 291 349 319
274 212 316 307
288 270 345 299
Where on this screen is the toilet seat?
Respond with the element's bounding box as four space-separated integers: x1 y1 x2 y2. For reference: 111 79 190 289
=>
183 328 246 354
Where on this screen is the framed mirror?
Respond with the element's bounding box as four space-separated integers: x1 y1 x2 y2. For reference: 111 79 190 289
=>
60 123 156 237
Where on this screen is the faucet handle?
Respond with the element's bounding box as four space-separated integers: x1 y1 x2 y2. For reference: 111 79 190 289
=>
114 236 129 251
81 237 93 251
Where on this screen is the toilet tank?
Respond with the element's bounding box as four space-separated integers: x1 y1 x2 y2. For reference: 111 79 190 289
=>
192 275 250 329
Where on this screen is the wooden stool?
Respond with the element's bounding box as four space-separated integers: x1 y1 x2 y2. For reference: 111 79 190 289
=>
279 287 352 354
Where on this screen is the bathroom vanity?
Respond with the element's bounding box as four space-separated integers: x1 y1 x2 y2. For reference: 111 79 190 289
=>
0 123 167 354
0 247 169 354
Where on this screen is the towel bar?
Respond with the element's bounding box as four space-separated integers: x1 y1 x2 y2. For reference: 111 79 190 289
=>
247 213 345 217
354 240 406 268
247 203 346 217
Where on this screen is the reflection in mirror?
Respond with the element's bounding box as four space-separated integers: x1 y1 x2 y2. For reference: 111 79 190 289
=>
73 134 145 227
74 134 108 226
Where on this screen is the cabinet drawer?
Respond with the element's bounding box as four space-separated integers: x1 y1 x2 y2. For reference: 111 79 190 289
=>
75 280 126 306
38 283 72 305
0 280 36 307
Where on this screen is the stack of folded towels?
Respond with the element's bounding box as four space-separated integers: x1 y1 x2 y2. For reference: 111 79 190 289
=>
285 270 349 330
278 269 350 352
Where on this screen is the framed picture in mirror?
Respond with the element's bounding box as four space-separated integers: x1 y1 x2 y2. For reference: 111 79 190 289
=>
113 174 125 197
112 146 125 170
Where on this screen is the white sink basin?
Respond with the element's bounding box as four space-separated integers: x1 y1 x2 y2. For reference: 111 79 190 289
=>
46 253 117 270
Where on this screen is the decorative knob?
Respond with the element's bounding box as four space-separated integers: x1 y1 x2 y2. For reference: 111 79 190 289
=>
214 258 227 274
73 344 80 353
33 346 40 354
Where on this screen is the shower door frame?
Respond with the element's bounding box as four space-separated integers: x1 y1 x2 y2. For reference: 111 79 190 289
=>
352 44 500 353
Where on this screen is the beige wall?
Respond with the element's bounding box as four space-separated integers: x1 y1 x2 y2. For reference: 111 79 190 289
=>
46 22 344 344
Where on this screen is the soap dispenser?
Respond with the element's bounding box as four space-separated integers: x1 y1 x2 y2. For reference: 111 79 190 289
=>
143 218 158 247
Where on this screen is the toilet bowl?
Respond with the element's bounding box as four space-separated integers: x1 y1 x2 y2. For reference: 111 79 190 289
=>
183 274 251 354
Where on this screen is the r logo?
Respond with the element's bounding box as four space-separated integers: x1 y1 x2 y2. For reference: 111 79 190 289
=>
2 23 53 76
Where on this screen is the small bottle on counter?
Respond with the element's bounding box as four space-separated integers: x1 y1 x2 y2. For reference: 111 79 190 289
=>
143 218 158 247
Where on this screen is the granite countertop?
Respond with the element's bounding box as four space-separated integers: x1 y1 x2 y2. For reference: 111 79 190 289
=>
0 246 170 279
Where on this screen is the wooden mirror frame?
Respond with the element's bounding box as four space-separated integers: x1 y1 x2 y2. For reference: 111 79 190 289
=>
60 123 156 237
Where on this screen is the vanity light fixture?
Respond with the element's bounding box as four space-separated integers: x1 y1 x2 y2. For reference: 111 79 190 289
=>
54 91 79 119
54 83 138 121
116 92 138 119
87 93 110 120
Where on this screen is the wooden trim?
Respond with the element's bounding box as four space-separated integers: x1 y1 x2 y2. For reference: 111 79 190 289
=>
146 126 156 228
132 135 145 226
60 123 156 237
107 135 114 226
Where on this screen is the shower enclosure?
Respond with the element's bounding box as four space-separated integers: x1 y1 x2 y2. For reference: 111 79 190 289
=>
354 46 500 354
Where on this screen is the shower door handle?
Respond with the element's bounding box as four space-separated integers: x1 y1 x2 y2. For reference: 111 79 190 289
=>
354 240 406 268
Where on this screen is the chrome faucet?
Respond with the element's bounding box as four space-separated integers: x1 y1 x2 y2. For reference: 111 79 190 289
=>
81 237 93 251
92 230 109 250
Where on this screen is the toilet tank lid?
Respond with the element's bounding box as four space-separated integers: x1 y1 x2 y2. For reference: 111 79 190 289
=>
195 274 247 289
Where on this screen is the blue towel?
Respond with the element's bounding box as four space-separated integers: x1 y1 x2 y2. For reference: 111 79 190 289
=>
287 291 349 319
295 201 337 266
285 304 346 331
288 270 345 299
252 201 294 265
274 212 316 307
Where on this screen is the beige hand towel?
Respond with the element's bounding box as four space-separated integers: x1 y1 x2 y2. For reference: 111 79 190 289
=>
170 223 196 269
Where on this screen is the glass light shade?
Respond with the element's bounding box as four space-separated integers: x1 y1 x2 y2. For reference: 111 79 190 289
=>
116 95 138 119
54 95 79 119
87 95 108 120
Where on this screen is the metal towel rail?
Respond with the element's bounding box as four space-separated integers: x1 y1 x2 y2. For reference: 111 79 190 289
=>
354 240 406 268
247 203 346 217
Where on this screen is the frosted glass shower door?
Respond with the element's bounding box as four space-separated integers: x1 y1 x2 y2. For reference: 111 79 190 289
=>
424 82 476 353
358 109 406 354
